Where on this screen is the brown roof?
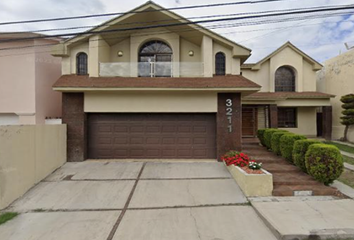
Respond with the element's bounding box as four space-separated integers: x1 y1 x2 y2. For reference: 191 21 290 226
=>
244 92 335 100
53 75 261 89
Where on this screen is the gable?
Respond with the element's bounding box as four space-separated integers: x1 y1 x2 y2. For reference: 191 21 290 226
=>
245 42 322 71
57 1 250 59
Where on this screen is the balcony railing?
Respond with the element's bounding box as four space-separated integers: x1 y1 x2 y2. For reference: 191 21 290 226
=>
99 62 204 77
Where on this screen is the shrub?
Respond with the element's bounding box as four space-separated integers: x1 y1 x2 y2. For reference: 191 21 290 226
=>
340 94 354 141
257 129 267 146
279 133 306 162
292 139 321 173
305 144 344 185
264 129 283 149
271 131 289 155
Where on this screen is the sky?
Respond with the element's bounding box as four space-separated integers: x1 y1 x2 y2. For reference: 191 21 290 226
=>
0 0 354 63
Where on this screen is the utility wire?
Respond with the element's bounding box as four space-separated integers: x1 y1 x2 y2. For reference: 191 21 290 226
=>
0 10 351 52
0 4 353 44
0 0 288 26
1 4 344 35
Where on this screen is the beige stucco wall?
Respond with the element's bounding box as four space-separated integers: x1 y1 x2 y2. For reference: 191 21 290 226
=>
84 91 218 113
0 39 62 124
317 49 354 142
61 42 89 75
0 125 66 209
34 39 62 124
279 107 317 137
242 46 318 92
61 28 245 78
0 41 36 117
242 61 271 92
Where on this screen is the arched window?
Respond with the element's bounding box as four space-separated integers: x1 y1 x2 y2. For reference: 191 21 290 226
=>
215 52 226 75
139 40 173 77
275 66 296 92
76 52 88 75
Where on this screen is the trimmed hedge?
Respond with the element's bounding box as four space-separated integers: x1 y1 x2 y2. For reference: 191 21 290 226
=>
305 144 344 185
293 139 321 173
271 131 289 155
264 129 282 149
279 133 306 162
257 129 267 146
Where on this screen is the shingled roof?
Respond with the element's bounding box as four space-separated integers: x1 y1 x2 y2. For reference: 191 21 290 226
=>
53 75 261 89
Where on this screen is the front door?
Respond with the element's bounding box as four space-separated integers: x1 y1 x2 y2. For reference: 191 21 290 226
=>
242 107 258 137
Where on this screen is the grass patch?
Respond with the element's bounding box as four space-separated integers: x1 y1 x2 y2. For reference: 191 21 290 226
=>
324 141 354 154
338 169 354 189
344 156 354 166
0 212 18 225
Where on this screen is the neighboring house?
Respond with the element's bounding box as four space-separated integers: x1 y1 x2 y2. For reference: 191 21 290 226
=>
317 48 354 143
241 42 333 138
0 33 62 125
51 2 333 162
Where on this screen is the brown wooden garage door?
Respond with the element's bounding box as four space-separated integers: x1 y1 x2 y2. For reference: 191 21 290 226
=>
88 113 216 159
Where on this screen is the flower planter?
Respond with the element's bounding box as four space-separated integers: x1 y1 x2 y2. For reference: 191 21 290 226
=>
225 163 273 197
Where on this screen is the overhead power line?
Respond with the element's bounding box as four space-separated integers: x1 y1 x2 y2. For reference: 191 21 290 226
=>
0 10 351 53
0 4 353 44
0 0 287 26
1 4 340 35
2 4 348 35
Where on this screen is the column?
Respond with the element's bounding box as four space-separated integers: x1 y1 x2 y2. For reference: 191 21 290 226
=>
322 106 333 140
269 104 278 128
217 93 242 161
62 93 87 162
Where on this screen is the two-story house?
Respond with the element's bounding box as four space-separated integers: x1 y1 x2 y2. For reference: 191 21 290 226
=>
0 33 62 125
52 2 333 162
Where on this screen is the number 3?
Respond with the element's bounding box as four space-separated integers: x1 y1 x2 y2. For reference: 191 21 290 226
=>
226 99 232 107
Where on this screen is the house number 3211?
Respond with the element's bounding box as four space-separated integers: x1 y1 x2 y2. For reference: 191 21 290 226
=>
226 99 233 133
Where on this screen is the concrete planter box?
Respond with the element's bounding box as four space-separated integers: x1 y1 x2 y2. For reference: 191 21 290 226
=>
225 164 273 197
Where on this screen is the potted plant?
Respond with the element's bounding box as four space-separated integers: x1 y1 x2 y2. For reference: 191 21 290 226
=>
222 151 273 197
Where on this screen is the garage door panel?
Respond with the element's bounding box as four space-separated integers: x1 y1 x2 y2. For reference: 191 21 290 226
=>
88 113 216 159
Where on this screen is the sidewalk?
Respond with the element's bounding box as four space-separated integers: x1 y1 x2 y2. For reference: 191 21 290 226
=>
251 197 354 240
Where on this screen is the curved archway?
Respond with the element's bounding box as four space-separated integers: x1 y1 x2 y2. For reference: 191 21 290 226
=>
76 52 88 75
138 40 173 77
275 66 296 92
215 52 226 76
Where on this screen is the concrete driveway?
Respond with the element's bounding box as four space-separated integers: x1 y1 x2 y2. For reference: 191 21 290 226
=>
0 161 277 240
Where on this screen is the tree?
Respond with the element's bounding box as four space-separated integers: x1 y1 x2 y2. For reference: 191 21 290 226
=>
340 94 354 141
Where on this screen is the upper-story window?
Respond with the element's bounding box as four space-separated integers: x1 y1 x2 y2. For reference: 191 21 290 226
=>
76 52 88 75
139 40 173 77
215 52 226 76
275 66 295 92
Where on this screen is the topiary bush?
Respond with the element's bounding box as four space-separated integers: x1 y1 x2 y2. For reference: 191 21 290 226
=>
257 129 267 146
293 139 321 173
271 131 289 155
305 144 344 185
340 94 354 141
264 129 282 149
280 133 306 162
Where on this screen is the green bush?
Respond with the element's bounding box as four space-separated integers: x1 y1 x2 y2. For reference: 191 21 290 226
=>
293 139 321 173
271 131 289 155
305 144 344 185
279 134 306 162
257 129 267 146
264 129 283 149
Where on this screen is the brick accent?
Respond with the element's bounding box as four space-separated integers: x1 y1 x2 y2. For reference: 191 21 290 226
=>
322 106 332 140
269 104 278 128
62 93 87 162
217 93 242 160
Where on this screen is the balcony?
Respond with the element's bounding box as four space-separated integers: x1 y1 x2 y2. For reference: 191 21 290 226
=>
99 62 204 77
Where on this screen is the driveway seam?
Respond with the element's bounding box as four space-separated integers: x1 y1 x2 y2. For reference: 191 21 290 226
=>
106 162 147 240
127 202 251 210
